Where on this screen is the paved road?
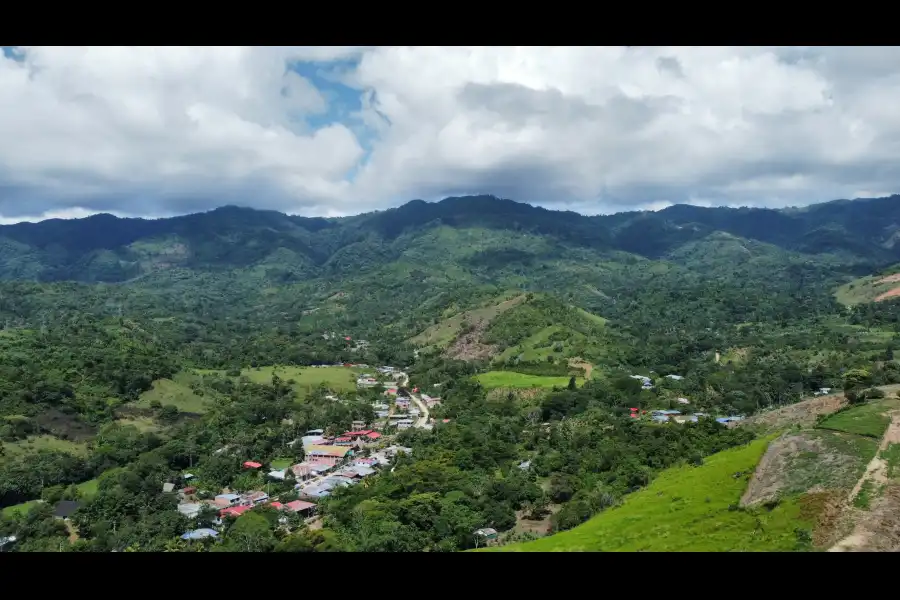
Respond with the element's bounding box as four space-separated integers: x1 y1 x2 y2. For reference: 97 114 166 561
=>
396 371 429 428
409 394 430 428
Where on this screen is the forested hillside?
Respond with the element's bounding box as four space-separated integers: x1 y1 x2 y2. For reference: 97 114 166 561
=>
4 194 900 552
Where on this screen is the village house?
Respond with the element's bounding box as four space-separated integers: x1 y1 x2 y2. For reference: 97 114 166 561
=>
240 491 269 506
305 444 353 466
220 505 253 518
214 493 241 507
243 461 262 470
284 500 317 517
178 503 203 519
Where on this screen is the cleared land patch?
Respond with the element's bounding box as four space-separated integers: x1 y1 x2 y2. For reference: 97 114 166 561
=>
2 434 88 458
409 294 525 349
492 437 818 552
740 430 877 507
475 371 583 390
196 365 360 401
835 267 900 305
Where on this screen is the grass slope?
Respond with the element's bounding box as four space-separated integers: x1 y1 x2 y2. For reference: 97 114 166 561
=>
493 437 814 552
135 372 211 414
474 371 583 390
197 365 361 401
835 265 900 305
817 398 900 438
2 435 88 458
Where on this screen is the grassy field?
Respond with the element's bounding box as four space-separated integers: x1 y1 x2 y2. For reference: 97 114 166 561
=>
491 437 816 552
196 365 361 401
270 458 293 469
2 434 88 458
409 294 525 348
474 371 584 390
114 416 162 433
817 398 899 438
135 372 211 414
573 307 607 326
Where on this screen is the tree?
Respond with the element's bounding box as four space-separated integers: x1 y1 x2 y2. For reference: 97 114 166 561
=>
222 512 276 552
567 376 577 391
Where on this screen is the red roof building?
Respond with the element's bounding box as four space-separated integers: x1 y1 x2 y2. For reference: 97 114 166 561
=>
220 505 252 518
243 461 262 469
269 502 284 510
285 500 317 513
344 430 373 438
365 432 382 440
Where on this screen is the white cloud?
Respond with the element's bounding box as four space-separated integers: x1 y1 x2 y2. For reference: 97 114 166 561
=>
3 46 900 220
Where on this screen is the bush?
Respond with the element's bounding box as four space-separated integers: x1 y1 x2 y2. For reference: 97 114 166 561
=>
864 387 886 400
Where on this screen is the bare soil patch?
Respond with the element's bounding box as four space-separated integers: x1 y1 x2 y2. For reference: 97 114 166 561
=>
740 431 866 507
875 287 900 302
829 411 900 551
511 504 561 537
735 393 848 433
829 485 900 551
443 319 498 361
568 358 593 380
875 273 900 285
800 490 849 548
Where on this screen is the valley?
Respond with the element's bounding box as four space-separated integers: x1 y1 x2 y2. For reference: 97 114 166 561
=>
5 194 900 552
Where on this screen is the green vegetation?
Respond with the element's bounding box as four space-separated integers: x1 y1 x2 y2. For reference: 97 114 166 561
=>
136 374 210 414
2 435 88 457
494 437 813 552
5 195 900 552
474 371 582 390
817 399 898 438
202 365 361 401
882 443 900 479
853 480 876 509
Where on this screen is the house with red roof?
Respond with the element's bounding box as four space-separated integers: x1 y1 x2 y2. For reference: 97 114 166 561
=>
284 500 317 516
220 505 252 518
243 461 262 469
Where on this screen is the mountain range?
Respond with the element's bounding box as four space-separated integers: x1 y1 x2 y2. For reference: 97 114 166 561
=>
3 194 900 284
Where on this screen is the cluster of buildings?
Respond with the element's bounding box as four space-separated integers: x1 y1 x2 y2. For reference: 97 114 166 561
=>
629 373 686 390
294 445 411 499
636 409 744 425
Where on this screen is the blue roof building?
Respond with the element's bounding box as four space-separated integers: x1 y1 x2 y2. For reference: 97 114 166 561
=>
181 528 219 541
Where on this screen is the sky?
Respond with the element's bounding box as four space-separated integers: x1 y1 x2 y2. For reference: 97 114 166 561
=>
3 46 900 223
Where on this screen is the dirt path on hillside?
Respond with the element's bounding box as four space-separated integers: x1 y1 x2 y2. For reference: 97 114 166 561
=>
829 410 900 552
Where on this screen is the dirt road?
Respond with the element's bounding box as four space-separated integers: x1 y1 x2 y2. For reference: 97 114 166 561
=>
829 410 900 552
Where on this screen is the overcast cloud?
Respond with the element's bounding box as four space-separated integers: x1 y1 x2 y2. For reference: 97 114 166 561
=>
2 46 900 222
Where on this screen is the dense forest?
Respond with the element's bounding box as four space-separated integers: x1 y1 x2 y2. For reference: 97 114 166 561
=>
4 194 900 552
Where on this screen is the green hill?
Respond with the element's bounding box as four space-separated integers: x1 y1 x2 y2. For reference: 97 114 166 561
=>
491 437 816 552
